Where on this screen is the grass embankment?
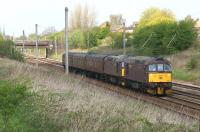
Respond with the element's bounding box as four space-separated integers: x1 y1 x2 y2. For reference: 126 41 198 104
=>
167 45 200 84
0 58 199 131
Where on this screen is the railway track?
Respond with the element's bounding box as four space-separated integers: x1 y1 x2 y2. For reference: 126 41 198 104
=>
25 56 200 120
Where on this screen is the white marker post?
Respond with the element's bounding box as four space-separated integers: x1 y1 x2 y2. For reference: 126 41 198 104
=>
65 7 69 74
35 24 38 67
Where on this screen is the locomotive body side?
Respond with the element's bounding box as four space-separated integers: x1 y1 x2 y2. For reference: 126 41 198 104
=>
62 52 73 69
124 57 147 83
104 55 127 77
85 54 107 74
72 53 87 70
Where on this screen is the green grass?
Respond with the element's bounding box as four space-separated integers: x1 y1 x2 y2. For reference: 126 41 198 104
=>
172 69 200 81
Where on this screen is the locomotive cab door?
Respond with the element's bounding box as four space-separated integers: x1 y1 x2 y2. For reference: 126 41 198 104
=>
118 62 125 77
118 61 129 77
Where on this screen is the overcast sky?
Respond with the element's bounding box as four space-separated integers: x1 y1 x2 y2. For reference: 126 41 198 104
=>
0 0 200 36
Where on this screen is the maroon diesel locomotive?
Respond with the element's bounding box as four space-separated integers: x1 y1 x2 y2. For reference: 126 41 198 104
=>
62 53 172 95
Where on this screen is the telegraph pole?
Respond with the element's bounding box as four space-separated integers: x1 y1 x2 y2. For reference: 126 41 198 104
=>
54 36 57 58
123 21 126 55
22 30 25 54
35 24 39 67
87 31 90 49
65 7 69 74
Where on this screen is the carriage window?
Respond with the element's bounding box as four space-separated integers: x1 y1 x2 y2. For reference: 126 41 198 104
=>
157 64 164 71
164 64 171 71
149 64 157 71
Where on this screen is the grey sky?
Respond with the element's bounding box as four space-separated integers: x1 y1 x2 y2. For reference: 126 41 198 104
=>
0 0 200 36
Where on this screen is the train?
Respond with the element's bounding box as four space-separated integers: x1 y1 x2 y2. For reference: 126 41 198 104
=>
62 52 172 96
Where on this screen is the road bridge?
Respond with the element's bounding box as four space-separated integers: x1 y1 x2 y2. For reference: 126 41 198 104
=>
15 40 53 48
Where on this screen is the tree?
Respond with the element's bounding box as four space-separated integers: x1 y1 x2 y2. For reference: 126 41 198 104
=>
69 29 85 48
70 3 96 31
98 27 110 39
109 32 123 48
132 7 197 56
138 7 176 28
174 18 197 50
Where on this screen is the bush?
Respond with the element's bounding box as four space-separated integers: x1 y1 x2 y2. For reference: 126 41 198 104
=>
12 92 62 131
84 28 99 48
98 27 110 39
109 32 123 48
0 40 24 62
132 7 197 56
174 19 198 51
186 57 198 70
69 29 85 48
0 80 27 131
133 19 197 56
0 80 61 131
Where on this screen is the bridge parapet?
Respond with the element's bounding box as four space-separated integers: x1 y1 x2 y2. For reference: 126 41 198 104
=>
15 40 53 48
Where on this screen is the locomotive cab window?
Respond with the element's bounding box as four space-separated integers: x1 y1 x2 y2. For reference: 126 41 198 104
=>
149 64 157 72
164 64 171 71
157 64 164 71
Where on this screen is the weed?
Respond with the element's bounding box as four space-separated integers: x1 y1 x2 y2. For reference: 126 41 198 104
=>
0 40 24 62
0 80 27 131
186 57 198 70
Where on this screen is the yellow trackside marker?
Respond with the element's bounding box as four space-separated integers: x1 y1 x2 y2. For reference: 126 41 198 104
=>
122 68 125 77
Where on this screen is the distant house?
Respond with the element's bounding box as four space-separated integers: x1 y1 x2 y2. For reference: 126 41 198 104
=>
132 21 139 29
195 20 200 39
125 22 139 33
112 21 139 33
99 19 139 33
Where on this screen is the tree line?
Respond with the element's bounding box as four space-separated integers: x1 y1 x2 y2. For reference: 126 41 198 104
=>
22 6 198 56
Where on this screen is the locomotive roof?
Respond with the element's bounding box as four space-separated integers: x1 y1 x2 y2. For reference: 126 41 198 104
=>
65 52 169 64
124 56 168 64
105 55 128 61
86 53 108 58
